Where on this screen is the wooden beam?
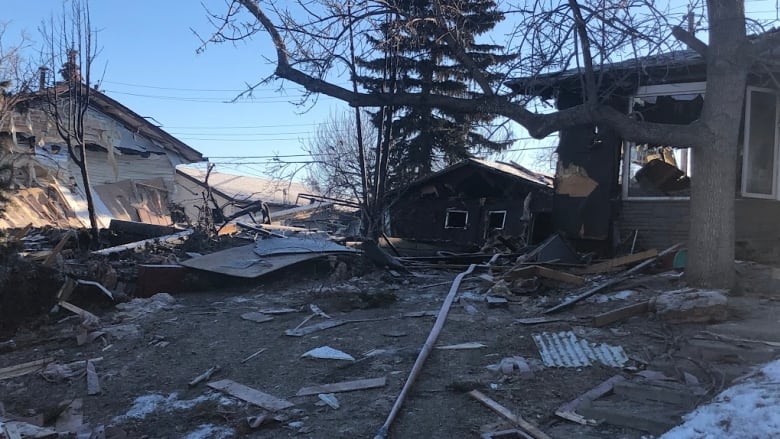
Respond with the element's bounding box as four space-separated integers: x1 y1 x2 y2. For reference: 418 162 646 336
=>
468 390 552 439
43 231 74 267
505 265 584 285
555 375 625 425
592 301 651 327
0 358 54 380
91 229 193 256
578 249 658 275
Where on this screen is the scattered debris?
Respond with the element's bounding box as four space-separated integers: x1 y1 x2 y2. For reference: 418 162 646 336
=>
486 357 534 378
468 390 553 439
114 293 176 321
92 229 194 256
296 377 387 396
207 379 294 411
188 365 220 387
301 346 355 361
532 331 629 368
317 393 340 409
256 307 298 315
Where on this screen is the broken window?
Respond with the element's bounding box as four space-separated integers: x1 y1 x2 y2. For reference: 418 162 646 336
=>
623 83 704 199
445 210 468 228
742 87 779 198
487 210 506 230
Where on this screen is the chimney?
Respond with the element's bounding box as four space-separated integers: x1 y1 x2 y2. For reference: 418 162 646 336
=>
38 66 49 91
59 49 82 83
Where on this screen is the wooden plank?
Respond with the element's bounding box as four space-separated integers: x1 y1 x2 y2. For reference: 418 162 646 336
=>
578 249 659 274
11 223 33 241
86 360 101 395
0 358 54 380
592 301 651 327
555 375 625 425
504 266 584 285
207 379 294 411
92 229 193 256
59 301 99 324
468 390 553 439
533 266 585 285
296 377 387 396
43 231 74 267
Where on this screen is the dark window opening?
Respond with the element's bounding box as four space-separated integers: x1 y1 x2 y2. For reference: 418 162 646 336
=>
445 210 468 228
488 211 506 230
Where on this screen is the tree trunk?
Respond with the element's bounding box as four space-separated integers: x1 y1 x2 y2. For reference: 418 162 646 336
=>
686 0 747 289
78 141 99 242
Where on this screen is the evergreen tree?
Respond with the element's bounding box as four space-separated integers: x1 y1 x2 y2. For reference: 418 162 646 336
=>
357 0 515 185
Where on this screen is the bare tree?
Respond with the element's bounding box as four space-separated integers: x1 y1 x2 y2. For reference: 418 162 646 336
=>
302 110 378 201
204 0 780 288
39 0 101 240
0 22 35 214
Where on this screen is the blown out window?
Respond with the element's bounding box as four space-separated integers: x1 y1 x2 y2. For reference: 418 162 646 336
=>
445 210 468 228
488 211 507 230
623 82 704 199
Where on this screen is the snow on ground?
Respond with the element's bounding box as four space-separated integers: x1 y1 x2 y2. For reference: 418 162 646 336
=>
112 392 216 422
660 358 780 439
182 423 235 439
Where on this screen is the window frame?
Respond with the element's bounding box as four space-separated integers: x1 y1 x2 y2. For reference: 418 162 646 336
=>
741 86 780 199
444 209 469 229
487 210 507 230
621 82 706 201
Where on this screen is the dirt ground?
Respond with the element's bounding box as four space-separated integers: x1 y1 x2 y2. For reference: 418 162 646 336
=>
2 256 780 438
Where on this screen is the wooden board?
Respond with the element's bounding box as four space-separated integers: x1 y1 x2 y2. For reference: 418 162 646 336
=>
296 377 387 396
578 249 659 274
592 301 650 327
180 244 325 278
207 379 294 411
505 265 584 285
469 390 552 439
555 375 625 425
0 358 54 380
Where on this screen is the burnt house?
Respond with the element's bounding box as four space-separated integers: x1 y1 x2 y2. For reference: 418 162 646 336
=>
508 47 780 262
386 158 553 247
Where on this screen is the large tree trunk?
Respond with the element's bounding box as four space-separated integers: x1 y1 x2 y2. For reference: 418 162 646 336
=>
78 141 100 242
686 0 747 289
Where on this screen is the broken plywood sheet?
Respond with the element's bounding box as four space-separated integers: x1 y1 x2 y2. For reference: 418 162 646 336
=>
207 379 294 411
254 236 357 256
180 244 323 278
532 331 629 368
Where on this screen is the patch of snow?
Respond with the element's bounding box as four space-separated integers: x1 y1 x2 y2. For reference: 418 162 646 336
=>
182 424 234 439
113 392 217 423
660 359 780 438
592 290 636 303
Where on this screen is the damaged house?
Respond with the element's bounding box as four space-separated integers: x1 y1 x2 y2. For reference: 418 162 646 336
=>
385 158 553 248
0 79 203 229
508 47 780 262
173 166 314 225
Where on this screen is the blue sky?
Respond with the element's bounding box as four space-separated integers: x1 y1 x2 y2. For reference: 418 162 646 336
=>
5 1 779 179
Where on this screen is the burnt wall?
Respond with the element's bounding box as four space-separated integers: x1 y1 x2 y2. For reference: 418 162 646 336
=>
554 93 623 245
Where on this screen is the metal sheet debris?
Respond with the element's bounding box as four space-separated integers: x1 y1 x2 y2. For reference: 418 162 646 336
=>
254 236 357 256
532 331 629 368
